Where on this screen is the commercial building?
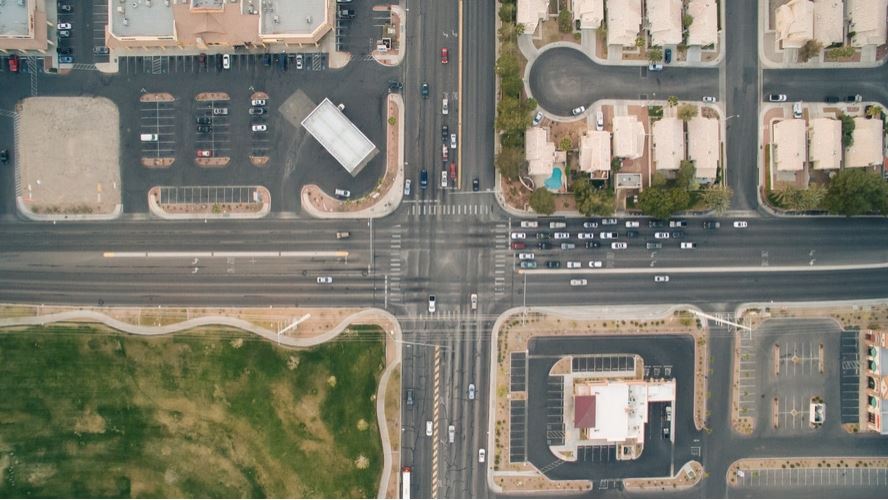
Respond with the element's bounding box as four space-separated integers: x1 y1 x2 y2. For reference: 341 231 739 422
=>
606 0 642 47
687 0 718 47
612 115 645 159
578 130 612 177
517 0 548 36
572 0 604 30
0 0 49 53
571 379 675 448
807 117 842 170
845 116 884 167
775 0 815 49
647 0 683 46
301 98 378 176
813 0 845 46
687 116 720 180
652 117 685 172
865 330 888 435
106 0 333 53
772 119 807 171
848 0 888 48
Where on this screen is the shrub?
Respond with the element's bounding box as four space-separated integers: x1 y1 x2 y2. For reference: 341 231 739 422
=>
529 188 555 214
558 9 573 33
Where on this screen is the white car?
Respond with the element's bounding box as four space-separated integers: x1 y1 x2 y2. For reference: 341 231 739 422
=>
654 275 670 283
222 54 231 69
532 111 543 126
570 279 588 286
577 232 595 240
680 242 697 249
468 383 476 400
702 96 717 103
251 99 266 106
251 124 267 132
450 133 457 149
518 252 535 260
582 221 599 229
588 260 603 268
553 232 570 239
599 232 617 239
426 421 433 436
648 63 663 71
768 94 787 102
404 179 412 196
571 105 586 116
334 188 351 199
428 295 436 313
669 220 688 227
470 293 478 310
625 221 640 228
520 220 538 228
441 171 448 188
733 221 748 228
442 94 449 115
549 221 566 228
566 261 581 269
601 218 618 225
316 276 333 284
510 232 526 240
479 448 486 463
654 232 671 239
611 242 627 250
295 53 304 70
57 22 72 30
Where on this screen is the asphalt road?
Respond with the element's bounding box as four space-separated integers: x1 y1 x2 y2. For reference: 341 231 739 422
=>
0 0 887 499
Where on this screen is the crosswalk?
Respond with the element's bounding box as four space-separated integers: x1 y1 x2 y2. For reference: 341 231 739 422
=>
388 225 403 305
406 203 492 217
494 223 509 297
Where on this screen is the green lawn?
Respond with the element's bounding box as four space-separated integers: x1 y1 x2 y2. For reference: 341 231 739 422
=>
0 324 385 498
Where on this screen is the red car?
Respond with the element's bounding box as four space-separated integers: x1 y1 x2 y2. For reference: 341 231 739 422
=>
196 149 212 157
8 55 18 73
511 241 526 250
440 47 448 64
449 162 456 181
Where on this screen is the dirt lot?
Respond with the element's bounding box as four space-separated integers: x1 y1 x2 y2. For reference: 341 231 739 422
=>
17 97 121 216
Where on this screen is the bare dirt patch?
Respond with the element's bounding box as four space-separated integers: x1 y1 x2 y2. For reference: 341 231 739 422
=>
18 97 121 216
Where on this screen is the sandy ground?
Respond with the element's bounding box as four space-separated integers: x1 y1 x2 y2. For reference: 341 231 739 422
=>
624 460 704 492
18 97 121 215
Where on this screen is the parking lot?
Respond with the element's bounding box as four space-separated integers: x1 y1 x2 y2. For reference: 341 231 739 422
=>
735 466 888 490
193 96 232 163
118 53 329 76
139 98 176 162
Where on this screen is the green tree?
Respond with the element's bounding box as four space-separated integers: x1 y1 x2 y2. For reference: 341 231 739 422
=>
496 51 519 79
700 185 733 214
798 39 822 62
558 9 573 33
682 14 694 30
638 186 690 219
666 96 679 108
823 169 888 215
558 137 572 151
495 146 526 180
840 113 856 147
866 105 883 119
499 3 515 23
647 47 664 63
676 160 697 190
573 177 614 216
500 75 523 98
529 188 556 215
677 103 698 121
636 35 646 48
610 157 622 174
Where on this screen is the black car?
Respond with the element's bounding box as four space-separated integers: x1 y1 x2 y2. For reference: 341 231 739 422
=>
536 232 550 240
626 230 639 238
338 8 356 18
421 82 430 98
196 125 211 133
664 48 672 64
648 220 667 228
545 261 561 269
472 177 479 191
263 53 272 66
58 2 72 12
585 241 601 249
196 116 211 125
702 220 721 229
420 169 428 189
442 125 449 142
671 230 686 238
825 96 840 103
387 79 403 92
537 241 552 250
0 149 8 163
57 47 73 55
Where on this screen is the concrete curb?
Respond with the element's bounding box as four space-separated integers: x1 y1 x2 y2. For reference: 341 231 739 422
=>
734 298 888 322
301 94 405 220
16 197 123 221
371 5 407 67
0 306 402 500
146 186 271 220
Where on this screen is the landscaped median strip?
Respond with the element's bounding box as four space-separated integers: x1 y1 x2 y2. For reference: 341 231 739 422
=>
102 250 349 258
518 262 888 275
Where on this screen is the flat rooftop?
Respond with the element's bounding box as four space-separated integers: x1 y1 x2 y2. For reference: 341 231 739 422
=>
111 0 175 38
0 0 32 38
301 98 378 176
260 0 327 36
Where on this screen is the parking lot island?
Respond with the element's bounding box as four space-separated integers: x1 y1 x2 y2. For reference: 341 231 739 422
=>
15 97 123 221
147 185 271 220
487 305 710 495
139 93 176 168
301 93 404 219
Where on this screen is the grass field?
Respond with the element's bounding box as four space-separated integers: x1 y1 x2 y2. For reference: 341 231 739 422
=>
0 324 385 498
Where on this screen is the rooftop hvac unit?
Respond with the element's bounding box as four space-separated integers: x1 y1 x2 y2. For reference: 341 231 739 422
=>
273 15 279 23
305 15 312 24
117 5 124 13
131 1 137 8
145 0 151 6
164 0 169 5
123 17 129 25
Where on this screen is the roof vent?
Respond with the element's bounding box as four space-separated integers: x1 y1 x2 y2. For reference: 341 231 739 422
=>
273 15 279 23
123 17 129 25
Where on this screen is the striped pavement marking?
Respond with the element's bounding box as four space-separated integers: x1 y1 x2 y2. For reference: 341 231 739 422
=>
431 346 441 499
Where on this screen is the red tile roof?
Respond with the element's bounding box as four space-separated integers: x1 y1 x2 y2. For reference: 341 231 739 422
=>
574 395 596 428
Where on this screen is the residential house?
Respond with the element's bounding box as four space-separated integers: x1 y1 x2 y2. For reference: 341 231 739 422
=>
845 116 885 167
687 116 720 180
687 0 718 47
579 130 612 177
647 0 683 46
773 119 808 171
573 0 604 30
808 118 842 170
813 0 845 46
652 117 685 171
775 0 815 49
518 0 549 36
607 0 643 47
612 115 646 159
848 0 888 47
525 127 559 177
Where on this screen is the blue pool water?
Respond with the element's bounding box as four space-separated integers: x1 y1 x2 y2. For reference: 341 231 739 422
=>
544 167 562 191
